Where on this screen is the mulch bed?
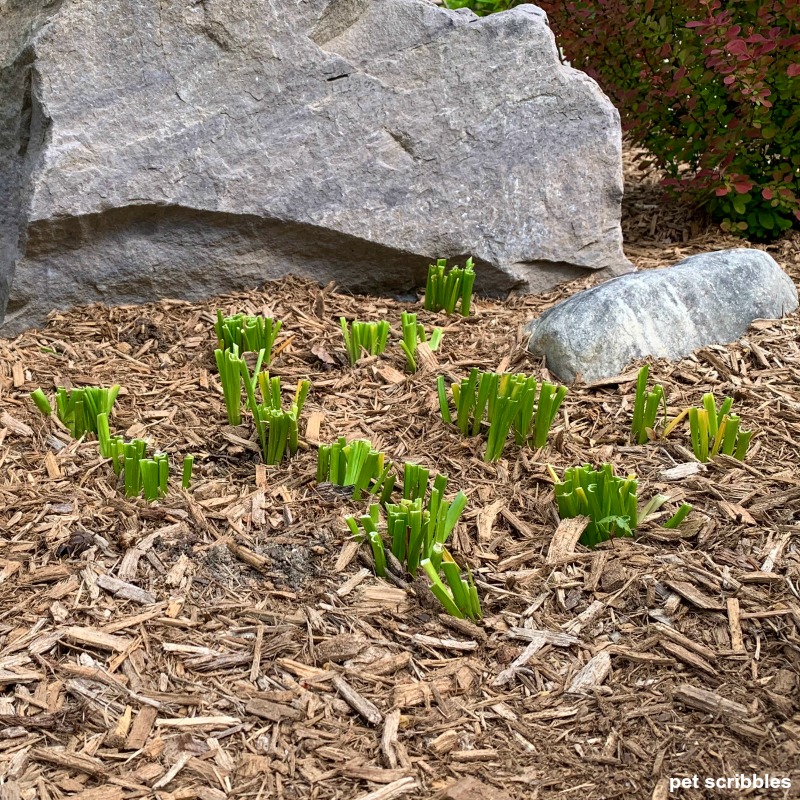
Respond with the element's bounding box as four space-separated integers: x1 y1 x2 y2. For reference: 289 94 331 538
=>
0 155 799 800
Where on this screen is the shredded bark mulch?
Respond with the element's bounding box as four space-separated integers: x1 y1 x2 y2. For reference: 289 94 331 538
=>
0 152 799 799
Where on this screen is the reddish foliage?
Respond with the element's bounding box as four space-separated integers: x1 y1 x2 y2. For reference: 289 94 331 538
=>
536 0 800 239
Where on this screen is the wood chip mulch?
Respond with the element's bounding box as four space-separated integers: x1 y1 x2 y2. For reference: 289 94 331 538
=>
0 159 799 799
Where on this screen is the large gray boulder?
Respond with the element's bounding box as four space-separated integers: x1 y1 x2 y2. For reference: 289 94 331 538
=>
525 249 799 384
0 0 631 335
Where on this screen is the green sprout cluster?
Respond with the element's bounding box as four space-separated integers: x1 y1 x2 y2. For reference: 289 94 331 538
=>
340 318 390 365
631 365 666 444
31 385 120 439
687 394 753 463
552 463 639 548
250 373 310 465
215 343 254 426
348 471 466 578
345 475 477 620
31 386 193 503
400 312 443 373
215 311 282 363
631 368 753 463
316 437 394 501
424 257 476 315
438 370 567 461
385 475 467 575
98 416 194 500
401 461 431 502
214 339 310 464
422 555 481 622
113 439 168 501
552 463 693 548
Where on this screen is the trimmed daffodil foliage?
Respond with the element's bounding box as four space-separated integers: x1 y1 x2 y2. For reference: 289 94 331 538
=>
316 437 394 501
631 365 666 444
438 370 567 461
663 392 753 462
96 423 194 502
340 318 390 365
31 385 120 439
400 311 443 373
550 463 693 547
215 311 282 363
424 257 476 316
214 340 310 464
345 472 477 620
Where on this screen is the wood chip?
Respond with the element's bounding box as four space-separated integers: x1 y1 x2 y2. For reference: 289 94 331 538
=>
356 777 417 800
660 462 704 481
31 748 104 776
156 715 241 728
507 628 578 647
305 411 325 443
652 622 717 662
493 636 546 687
152 752 192 790
673 685 750 718
245 699 305 722
726 598 746 653
332 675 383 725
566 651 612 693
125 706 158 750
738 571 783 584
65 627 134 653
95 574 157 604
411 634 477 652
0 412 33 437
664 580 724 611
659 641 717 676
546 516 589 564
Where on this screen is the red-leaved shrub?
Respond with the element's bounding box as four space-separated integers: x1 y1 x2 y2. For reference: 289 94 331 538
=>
535 0 800 239
448 0 800 239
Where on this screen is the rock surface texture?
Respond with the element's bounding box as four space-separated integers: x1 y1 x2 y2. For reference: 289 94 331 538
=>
0 0 631 334
525 249 799 384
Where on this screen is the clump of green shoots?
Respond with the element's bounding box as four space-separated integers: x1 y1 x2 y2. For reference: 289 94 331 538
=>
690 394 752 462
664 393 753 463
422 555 481 621
631 365 666 444
346 505 386 577
316 437 394 500
402 461 430 502
213 342 310 463
214 344 265 426
215 311 282 363
400 312 443 373
385 474 467 575
551 463 638 548
340 318 390 366
249 373 311 465
97 419 194 500
438 370 567 461
346 481 478 620
346 474 468 574
101 435 166 501
551 463 693 547
424 257 476 315
31 385 120 439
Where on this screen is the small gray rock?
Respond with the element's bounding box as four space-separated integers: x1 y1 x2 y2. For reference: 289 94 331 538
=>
525 248 798 384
